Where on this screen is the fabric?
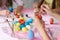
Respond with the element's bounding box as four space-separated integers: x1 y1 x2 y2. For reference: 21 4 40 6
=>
58 32 60 40
0 28 18 40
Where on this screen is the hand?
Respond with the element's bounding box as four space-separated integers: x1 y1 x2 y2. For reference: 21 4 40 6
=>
40 4 53 15
0 10 10 16
33 14 45 29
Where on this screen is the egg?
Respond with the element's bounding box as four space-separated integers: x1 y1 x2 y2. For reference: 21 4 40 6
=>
14 25 20 32
19 16 24 20
36 14 42 20
19 19 25 24
20 24 25 30
27 18 33 23
8 7 13 12
28 30 34 39
25 22 30 26
22 27 28 32
14 21 18 25
16 22 20 26
50 18 54 24
26 25 31 30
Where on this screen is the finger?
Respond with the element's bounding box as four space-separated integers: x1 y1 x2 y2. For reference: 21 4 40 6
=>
40 9 46 14
41 6 48 12
41 4 50 10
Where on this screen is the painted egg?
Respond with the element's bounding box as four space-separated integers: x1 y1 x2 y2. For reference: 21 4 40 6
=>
19 19 25 24
26 25 31 30
20 24 25 30
14 25 20 32
36 14 42 20
22 27 28 32
14 21 18 25
28 30 34 39
50 18 54 24
27 18 33 23
19 16 24 20
8 7 13 12
16 22 20 26
25 22 30 26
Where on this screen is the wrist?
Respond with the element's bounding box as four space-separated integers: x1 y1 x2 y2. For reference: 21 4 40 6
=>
37 25 45 31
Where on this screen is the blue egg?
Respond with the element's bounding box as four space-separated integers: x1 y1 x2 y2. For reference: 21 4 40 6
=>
14 21 18 25
20 24 25 30
27 18 33 23
28 30 34 39
25 22 30 26
8 7 13 12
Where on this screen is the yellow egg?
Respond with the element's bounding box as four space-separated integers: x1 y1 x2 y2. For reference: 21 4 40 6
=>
16 22 20 26
19 16 24 20
14 25 20 32
22 27 28 32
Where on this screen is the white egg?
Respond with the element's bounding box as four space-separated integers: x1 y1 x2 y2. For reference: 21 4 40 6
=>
26 25 31 30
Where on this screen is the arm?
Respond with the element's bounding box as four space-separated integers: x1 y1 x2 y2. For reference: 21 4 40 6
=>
53 8 60 13
38 26 51 40
34 15 51 40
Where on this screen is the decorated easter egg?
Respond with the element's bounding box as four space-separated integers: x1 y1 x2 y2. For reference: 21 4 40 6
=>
20 24 25 30
50 18 54 24
25 22 30 26
37 14 42 20
14 21 18 25
27 18 33 23
8 7 13 12
19 16 24 20
16 22 20 26
14 25 20 32
19 19 25 24
22 27 28 32
26 25 31 30
28 30 34 39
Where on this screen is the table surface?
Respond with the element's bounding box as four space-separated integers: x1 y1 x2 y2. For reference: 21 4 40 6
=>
14 8 60 40
0 8 60 40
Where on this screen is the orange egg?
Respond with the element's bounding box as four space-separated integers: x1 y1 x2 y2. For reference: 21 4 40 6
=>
50 18 54 24
19 19 25 24
36 14 42 20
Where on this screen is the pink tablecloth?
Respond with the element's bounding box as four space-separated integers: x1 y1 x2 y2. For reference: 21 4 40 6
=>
13 8 60 40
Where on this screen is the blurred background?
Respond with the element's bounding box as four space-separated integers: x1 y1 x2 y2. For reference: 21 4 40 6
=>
0 0 60 9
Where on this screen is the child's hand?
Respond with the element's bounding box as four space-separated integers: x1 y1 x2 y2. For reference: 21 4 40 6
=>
41 4 53 15
33 14 45 29
0 10 10 16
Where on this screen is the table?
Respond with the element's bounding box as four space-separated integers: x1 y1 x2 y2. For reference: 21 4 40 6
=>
14 8 60 40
